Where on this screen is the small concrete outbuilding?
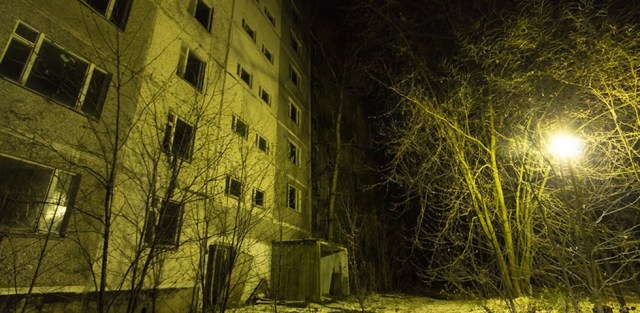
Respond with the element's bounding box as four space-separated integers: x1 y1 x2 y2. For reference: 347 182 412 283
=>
271 239 349 302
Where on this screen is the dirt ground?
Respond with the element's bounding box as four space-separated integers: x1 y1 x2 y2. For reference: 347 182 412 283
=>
230 294 639 313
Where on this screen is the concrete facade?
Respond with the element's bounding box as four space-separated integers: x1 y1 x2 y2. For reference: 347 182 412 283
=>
0 0 324 312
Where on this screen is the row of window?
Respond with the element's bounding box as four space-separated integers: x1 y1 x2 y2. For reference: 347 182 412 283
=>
145 174 302 248
84 0 212 34
160 110 302 168
254 0 305 58
231 115 270 154
231 115 299 165
0 152 303 243
236 63 302 126
225 175 300 211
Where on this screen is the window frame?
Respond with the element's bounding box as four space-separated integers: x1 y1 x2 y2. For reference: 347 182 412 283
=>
193 0 214 32
261 44 273 63
232 115 249 139
288 99 300 125
177 45 206 91
144 197 184 247
236 64 253 87
162 113 196 161
225 175 243 199
288 140 299 165
263 7 276 27
252 188 265 207
287 184 299 211
290 30 302 54
255 133 269 154
0 21 111 119
241 18 256 42
258 86 271 105
82 0 133 31
289 64 300 88
0 154 80 236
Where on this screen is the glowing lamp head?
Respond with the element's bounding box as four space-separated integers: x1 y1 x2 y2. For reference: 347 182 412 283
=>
548 133 582 160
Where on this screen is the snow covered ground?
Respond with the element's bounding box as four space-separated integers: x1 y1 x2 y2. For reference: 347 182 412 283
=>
231 294 639 313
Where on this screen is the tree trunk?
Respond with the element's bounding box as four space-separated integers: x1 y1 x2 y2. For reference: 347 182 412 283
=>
327 86 344 241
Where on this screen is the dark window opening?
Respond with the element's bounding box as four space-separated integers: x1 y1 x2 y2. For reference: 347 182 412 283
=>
16 24 39 42
156 200 182 246
256 134 268 153
237 65 252 87
287 185 298 210
0 38 31 81
82 69 111 118
26 41 89 108
86 0 109 14
253 189 264 207
225 176 242 198
289 65 299 87
261 45 273 63
242 19 256 41
179 49 206 91
264 8 275 26
288 142 298 164
232 116 248 138
259 87 270 104
162 114 195 160
145 198 183 247
110 0 133 30
290 32 301 54
84 0 132 30
0 22 110 118
195 0 213 32
0 155 79 234
289 102 299 124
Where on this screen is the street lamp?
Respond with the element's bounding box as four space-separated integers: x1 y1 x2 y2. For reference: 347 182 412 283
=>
548 132 582 161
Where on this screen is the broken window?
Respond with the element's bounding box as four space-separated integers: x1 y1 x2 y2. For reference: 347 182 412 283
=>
236 64 252 87
242 19 256 42
0 22 111 118
144 197 183 247
259 86 270 105
261 45 273 63
288 100 300 125
177 46 206 91
288 141 298 165
263 7 276 27
255 133 268 153
193 0 213 32
162 113 195 161
252 188 264 207
287 185 298 211
290 30 301 54
225 175 242 198
83 0 133 30
0 154 80 234
232 115 248 139
289 65 300 88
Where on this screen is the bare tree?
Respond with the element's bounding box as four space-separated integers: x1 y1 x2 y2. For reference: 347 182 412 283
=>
359 1 640 311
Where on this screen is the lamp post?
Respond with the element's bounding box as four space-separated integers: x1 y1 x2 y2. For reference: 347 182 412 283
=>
548 132 628 313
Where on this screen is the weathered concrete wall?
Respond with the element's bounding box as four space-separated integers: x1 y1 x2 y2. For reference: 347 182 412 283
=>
272 240 320 301
319 247 349 297
0 0 151 293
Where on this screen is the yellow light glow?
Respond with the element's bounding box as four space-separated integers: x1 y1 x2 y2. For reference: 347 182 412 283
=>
548 133 582 160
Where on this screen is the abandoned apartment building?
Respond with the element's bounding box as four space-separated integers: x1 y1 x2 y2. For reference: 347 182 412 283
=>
0 0 352 311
